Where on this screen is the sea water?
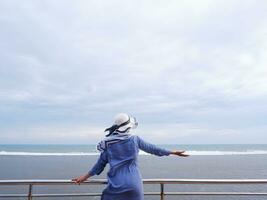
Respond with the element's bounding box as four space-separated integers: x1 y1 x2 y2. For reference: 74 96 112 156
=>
0 144 267 200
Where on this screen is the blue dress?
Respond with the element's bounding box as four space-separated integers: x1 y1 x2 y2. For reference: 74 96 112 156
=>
88 135 171 200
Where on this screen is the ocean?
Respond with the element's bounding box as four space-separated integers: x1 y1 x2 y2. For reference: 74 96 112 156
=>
0 144 267 200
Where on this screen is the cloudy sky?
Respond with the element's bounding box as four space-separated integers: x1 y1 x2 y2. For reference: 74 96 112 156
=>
0 0 267 144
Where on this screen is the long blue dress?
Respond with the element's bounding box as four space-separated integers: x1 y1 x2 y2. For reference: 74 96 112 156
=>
88 135 171 200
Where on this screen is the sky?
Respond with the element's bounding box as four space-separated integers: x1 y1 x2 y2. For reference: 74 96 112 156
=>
0 0 267 144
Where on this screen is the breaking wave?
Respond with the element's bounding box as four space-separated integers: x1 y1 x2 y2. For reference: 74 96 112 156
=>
1 150 267 156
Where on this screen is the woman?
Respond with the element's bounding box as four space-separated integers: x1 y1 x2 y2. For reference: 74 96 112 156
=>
72 113 189 200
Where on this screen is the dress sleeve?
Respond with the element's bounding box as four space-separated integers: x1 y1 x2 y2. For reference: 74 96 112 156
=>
88 151 108 176
136 136 171 156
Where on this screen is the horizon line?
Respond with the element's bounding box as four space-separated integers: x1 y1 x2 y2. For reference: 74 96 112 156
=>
1 143 267 145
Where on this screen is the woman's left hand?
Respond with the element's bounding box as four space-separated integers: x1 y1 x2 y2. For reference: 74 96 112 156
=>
171 150 189 157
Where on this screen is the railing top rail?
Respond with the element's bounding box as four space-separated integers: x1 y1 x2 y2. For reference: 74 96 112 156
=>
1 179 267 185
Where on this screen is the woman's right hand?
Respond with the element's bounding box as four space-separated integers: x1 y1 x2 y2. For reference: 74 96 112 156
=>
71 173 90 185
170 150 189 157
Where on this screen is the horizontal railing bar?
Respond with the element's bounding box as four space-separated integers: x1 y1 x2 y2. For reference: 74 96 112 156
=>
31 192 266 196
143 179 267 184
0 179 107 185
0 193 160 198
0 194 28 197
1 192 267 198
33 193 102 197
0 193 160 197
165 192 267 195
1 179 267 185
31 192 161 197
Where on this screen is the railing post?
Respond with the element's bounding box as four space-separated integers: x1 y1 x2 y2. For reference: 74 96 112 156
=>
28 184 33 200
160 183 164 200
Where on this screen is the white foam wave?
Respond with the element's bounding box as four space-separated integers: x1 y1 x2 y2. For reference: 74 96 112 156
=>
1 150 267 156
187 150 267 155
0 151 99 156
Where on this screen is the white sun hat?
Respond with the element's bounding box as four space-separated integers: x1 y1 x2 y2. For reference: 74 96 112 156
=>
114 113 138 132
105 113 138 136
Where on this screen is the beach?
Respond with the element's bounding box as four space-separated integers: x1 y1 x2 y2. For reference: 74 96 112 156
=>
1 152 267 200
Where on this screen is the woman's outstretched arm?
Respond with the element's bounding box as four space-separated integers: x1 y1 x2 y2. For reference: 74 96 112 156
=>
136 136 189 157
72 151 108 184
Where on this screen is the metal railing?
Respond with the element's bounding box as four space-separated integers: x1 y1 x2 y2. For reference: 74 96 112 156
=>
0 179 267 200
